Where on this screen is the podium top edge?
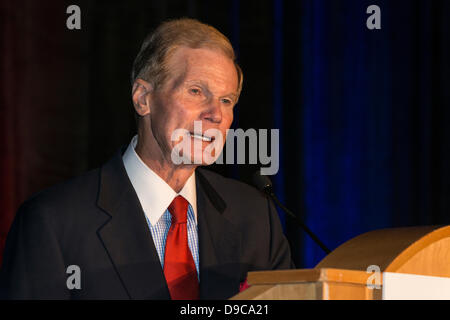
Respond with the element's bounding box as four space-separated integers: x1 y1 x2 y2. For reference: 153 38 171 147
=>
247 268 379 286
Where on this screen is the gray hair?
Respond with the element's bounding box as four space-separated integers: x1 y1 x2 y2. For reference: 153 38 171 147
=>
131 18 243 95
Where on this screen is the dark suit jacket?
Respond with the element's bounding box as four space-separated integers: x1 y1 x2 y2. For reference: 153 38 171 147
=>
0 146 294 299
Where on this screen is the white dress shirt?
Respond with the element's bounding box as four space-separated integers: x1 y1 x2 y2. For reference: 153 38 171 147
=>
122 135 199 275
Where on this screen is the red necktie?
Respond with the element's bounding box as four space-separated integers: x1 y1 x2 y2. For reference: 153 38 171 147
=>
164 195 199 300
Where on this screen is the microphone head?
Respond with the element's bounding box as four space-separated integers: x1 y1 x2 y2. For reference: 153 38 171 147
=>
252 170 273 194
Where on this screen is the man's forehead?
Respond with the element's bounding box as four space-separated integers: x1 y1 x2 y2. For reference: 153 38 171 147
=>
166 46 238 90
170 45 228 62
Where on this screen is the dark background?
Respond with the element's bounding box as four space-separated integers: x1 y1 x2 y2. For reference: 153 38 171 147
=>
1 0 449 268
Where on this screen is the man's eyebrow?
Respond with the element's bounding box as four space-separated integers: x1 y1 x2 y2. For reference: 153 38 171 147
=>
185 80 238 99
185 79 208 87
224 93 238 99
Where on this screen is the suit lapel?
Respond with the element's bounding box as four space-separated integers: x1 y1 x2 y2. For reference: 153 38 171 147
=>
96 147 170 299
196 169 242 299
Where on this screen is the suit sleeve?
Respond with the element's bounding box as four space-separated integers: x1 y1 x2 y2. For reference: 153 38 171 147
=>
0 201 70 299
266 197 296 270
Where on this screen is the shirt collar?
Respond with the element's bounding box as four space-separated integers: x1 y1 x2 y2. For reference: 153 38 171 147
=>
122 135 197 226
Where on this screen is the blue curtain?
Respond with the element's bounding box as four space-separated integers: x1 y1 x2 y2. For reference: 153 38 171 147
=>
276 0 450 267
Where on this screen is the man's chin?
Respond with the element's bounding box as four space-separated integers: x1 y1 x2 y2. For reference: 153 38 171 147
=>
188 154 218 166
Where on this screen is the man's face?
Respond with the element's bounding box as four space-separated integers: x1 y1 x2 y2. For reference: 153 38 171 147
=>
148 46 239 166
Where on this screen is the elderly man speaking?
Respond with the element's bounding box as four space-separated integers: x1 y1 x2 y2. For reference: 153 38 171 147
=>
0 18 293 300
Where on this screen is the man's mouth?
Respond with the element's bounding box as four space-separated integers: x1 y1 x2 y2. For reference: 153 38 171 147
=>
189 132 213 142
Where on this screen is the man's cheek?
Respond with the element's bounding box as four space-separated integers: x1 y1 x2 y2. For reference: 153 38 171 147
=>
225 115 234 130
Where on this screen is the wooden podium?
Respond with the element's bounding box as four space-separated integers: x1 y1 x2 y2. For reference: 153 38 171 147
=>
231 225 450 300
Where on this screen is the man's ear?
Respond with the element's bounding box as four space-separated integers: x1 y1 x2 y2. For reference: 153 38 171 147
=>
132 79 153 116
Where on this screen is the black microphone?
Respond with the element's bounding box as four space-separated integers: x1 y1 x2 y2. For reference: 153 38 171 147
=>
252 171 331 254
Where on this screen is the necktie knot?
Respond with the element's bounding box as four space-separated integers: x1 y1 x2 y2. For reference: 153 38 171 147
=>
168 195 189 224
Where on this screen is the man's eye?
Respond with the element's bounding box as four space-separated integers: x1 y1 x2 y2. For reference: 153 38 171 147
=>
221 98 232 105
189 88 201 95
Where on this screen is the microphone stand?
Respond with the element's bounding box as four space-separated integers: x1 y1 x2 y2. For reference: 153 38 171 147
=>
266 190 331 255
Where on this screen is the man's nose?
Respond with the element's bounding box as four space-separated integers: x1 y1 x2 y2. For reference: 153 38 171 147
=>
202 99 222 124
